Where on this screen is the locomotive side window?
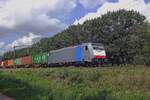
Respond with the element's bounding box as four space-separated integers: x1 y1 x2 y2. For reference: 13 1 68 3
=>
85 46 88 50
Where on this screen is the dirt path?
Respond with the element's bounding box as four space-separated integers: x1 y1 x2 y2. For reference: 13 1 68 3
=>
0 93 13 100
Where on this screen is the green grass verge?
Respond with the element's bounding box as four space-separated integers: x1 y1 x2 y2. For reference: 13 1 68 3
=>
0 66 150 100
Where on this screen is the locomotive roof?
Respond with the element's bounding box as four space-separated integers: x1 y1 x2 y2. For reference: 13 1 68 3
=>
49 43 104 53
49 43 88 53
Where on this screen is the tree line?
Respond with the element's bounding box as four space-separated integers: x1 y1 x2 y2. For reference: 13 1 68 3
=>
4 10 150 65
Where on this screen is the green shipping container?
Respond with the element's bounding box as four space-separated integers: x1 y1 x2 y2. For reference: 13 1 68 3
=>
32 53 48 64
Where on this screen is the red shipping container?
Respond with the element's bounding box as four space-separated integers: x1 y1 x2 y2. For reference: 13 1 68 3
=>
21 56 32 65
3 60 8 67
3 60 13 68
8 60 13 66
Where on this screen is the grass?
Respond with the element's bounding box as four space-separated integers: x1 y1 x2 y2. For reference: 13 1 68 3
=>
0 66 150 100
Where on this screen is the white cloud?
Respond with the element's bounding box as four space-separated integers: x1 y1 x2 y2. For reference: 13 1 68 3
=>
0 33 41 54
0 0 77 34
7 33 41 49
79 0 107 9
74 0 150 24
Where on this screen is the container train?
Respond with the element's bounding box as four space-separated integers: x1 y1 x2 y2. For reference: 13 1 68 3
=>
0 43 106 68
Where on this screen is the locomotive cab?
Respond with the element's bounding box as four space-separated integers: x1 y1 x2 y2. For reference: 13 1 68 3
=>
91 43 106 64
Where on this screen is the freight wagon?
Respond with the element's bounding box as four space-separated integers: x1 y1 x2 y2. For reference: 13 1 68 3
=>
3 60 13 68
0 43 106 68
21 56 32 67
13 58 22 66
32 53 48 67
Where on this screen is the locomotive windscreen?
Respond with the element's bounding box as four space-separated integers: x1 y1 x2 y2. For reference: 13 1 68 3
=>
91 43 103 46
93 47 104 50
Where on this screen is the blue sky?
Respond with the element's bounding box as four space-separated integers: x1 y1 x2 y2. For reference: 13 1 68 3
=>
145 0 150 3
0 0 150 55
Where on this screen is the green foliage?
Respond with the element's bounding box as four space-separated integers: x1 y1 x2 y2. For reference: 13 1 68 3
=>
0 71 51 100
0 67 150 100
3 9 150 65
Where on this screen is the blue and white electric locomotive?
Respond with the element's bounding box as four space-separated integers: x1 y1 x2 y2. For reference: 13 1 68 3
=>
48 43 106 66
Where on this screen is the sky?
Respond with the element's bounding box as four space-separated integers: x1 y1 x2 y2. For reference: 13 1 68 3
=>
0 0 150 55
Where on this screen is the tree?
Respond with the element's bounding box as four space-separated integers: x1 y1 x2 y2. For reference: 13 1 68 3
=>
81 10 146 65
